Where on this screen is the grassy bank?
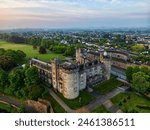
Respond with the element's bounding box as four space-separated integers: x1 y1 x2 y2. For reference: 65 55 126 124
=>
94 78 122 94
111 92 150 113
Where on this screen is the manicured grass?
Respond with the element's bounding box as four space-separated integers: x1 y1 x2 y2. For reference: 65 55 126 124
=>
111 92 150 113
92 105 109 113
57 91 95 110
0 40 65 62
42 92 65 113
94 78 122 94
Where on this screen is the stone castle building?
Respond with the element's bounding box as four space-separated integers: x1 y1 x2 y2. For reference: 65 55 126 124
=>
30 48 111 99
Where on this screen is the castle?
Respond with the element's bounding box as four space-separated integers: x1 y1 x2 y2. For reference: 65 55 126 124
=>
30 48 111 99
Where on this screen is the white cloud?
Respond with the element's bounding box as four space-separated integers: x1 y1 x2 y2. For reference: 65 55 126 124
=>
0 0 149 28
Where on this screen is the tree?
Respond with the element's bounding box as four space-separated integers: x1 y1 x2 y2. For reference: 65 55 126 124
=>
0 49 26 70
16 50 26 58
132 66 140 74
0 68 8 91
126 66 133 82
28 84 44 100
41 38 50 48
64 46 75 56
132 72 150 94
9 69 25 94
132 44 145 53
140 66 150 75
0 55 14 70
39 46 46 54
0 48 6 55
25 66 40 87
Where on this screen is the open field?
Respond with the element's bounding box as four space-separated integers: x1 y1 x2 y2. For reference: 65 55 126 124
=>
111 92 150 113
0 40 65 62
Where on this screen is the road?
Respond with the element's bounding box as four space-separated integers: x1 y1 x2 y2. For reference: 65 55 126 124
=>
0 93 22 108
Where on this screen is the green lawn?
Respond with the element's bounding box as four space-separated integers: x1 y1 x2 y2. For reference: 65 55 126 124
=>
42 92 65 113
92 105 109 113
0 40 65 62
111 92 150 113
94 78 122 94
57 91 95 110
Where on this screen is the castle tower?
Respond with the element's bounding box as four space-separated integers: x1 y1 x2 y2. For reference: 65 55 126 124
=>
51 58 59 91
61 65 79 99
102 51 111 80
76 48 81 64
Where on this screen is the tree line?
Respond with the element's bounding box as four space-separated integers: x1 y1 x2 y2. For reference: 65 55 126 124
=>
0 33 76 57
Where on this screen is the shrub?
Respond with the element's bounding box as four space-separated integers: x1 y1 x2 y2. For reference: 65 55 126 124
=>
123 98 127 103
118 102 122 106
127 95 131 100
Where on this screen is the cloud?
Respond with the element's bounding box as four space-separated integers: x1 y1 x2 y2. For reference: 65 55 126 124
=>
0 0 149 28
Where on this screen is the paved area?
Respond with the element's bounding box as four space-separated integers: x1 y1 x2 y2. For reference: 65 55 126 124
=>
75 107 89 113
103 100 122 113
48 89 74 113
0 93 22 107
86 86 128 112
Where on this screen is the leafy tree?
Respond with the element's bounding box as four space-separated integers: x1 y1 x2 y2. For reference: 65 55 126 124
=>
126 66 133 82
19 87 29 99
0 55 14 70
28 85 44 100
140 66 150 75
0 48 6 55
64 46 75 56
25 66 40 87
41 39 50 48
0 49 26 70
39 46 46 54
132 44 145 53
132 72 150 94
16 50 26 58
9 69 25 94
0 68 8 91
132 66 140 74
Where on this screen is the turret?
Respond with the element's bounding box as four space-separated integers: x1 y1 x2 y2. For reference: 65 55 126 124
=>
76 48 81 64
102 51 111 80
51 58 59 91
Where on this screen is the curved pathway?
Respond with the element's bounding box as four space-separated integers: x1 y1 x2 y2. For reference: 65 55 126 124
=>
48 89 74 113
0 93 23 107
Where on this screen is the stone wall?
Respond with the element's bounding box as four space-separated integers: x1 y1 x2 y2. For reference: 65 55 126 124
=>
25 98 53 113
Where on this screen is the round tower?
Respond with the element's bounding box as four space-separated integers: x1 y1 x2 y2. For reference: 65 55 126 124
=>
102 51 111 80
61 65 79 99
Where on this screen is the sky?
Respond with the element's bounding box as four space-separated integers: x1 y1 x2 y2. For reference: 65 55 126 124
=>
0 0 150 29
